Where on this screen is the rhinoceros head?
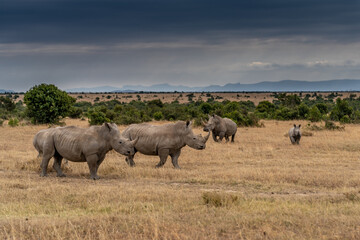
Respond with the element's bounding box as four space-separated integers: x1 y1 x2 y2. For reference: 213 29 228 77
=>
293 124 301 136
184 121 210 150
203 114 219 132
104 123 138 155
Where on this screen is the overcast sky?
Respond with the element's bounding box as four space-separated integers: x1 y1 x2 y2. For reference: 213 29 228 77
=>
1 0 360 91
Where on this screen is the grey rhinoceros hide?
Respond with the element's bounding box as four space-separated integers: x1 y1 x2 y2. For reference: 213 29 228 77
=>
121 120 210 169
203 114 237 143
289 124 302 145
34 123 137 180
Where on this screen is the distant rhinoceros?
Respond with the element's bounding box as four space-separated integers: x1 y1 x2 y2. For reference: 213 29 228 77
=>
289 124 301 144
34 123 138 180
121 121 210 169
203 114 237 143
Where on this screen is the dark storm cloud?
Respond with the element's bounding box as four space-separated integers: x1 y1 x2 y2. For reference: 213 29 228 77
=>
1 0 360 91
1 0 360 44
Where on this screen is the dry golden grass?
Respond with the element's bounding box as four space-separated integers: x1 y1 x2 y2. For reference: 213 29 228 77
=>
1 119 360 239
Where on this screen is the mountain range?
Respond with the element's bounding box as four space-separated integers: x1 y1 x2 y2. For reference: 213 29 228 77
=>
65 79 360 93
0 89 14 93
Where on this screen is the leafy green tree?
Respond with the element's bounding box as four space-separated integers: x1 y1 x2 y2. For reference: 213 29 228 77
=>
24 84 75 124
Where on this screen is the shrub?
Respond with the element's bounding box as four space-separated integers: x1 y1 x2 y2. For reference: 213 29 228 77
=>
330 98 353 121
8 118 19 127
340 115 351 124
24 84 75 124
87 110 110 125
199 102 212 114
325 120 345 130
0 119 3 126
153 111 163 121
298 103 309 119
274 107 298 120
223 111 260 127
0 96 16 112
315 103 328 114
307 106 322 122
255 101 275 119
68 107 83 119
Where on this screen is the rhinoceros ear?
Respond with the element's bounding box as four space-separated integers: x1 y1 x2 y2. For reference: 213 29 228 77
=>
298 124 301 128
105 122 112 131
186 120 191 128
293 124 296 128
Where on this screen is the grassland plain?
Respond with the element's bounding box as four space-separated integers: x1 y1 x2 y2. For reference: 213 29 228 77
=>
1 119 360 239
5 91 359 105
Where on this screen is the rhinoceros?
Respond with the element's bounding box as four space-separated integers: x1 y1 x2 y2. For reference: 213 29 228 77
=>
33 127 59 158
34 123 138 180
121 121 210 169
289 124 301 144
203 114 237 142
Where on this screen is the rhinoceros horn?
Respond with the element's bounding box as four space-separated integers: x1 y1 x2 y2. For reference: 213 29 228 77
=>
203 131 210 142
130 137 139 146
201 118 207 126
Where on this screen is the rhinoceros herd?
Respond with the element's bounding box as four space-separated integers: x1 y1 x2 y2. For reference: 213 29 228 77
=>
33 114 301 180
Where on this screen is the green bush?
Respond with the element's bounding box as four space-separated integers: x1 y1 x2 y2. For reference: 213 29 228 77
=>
298 103 309 119
8 118 19 127
87 110 110 125
340 115 351 124
153 111 164 121
307 106 322 122
68 107 83 119
255 101 275 119
274 107 298 120
330 98 353 121
325 120 345 130
315 103 328 114
24 84 75 124
0 96 16 112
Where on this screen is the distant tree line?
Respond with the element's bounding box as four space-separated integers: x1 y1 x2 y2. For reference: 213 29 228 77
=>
1 84 360 127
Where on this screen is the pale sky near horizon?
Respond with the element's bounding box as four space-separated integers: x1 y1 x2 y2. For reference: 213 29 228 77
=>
1 0 360 91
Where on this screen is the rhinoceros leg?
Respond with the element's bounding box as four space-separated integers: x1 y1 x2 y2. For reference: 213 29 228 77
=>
156 149 169 168
53 153 66 177
95 156 106 173
231 133 235 143
170 150 181 169
212 132 218 142
218 132 225 142
289 136 296 144
225 135 230 142
86 154 100 180
40 144 55 177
